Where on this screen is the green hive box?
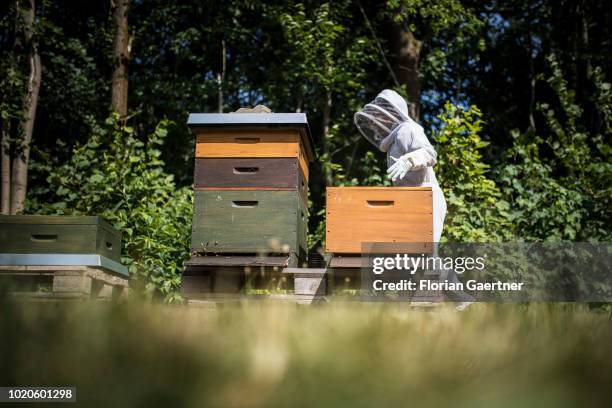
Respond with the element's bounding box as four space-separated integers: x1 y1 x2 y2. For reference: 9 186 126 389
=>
192 190 307 259
0 215 122 263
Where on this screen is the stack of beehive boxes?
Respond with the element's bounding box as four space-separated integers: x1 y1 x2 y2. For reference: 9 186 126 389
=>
182 112 314 297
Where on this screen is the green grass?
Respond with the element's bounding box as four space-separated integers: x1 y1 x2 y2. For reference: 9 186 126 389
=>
1 299 611 407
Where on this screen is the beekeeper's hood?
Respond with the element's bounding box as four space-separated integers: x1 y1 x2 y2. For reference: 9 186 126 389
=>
354 89 414 152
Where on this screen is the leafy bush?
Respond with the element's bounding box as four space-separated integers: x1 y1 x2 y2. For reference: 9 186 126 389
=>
309 150 392 250
497 130 586 241
434 102 512 242
27 116 192 300
497 55 612 241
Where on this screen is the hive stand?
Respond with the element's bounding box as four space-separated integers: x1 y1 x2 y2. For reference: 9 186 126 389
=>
181 254 295 303
327 254 363 295
0 265 128 301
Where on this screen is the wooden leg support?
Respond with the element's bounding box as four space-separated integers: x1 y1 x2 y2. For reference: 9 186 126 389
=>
53 271 93 296
283 268 328 304
0 265 129 300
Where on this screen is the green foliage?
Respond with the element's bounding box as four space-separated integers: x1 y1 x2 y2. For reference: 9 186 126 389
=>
497 131 586 241
434 102 512 242
308 150 391 249
2 0 610 295
319 150 390 188
349 150 391 187
386 0 483 36
275 2 376 100
0 57 24 138
498 55 612 241
273 1 379 175
26 116 192 300
384 0 485 107
0 2 26 143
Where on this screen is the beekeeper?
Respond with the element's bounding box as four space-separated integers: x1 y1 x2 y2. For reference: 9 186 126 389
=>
354 90 474 308
354 89 446 242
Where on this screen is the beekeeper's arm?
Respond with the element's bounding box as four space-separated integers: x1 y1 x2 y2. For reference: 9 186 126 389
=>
387 120 437 182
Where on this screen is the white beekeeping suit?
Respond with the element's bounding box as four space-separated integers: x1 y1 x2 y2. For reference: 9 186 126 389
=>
354 89 447 242
354 90 473 309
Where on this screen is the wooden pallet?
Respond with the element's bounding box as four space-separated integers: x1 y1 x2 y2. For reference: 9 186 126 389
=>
182 255 297 298
0 265 129 301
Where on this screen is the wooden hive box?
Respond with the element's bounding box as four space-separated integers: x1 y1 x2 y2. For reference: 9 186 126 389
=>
0 215 122 263
194 157 308 204
189 112 315 181
326 187 433 254
192 190 308 259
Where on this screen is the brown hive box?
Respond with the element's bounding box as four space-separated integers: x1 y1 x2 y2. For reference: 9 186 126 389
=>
190 113 314 180
194 157 308 204
325 187 433 254
195 129 310 181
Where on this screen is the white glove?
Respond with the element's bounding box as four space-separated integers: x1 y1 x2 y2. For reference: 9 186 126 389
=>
387 148 437 182
387 156 412 182
404 148 437 170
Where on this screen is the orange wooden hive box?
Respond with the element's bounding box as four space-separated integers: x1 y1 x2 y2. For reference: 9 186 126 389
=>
325 187 433 254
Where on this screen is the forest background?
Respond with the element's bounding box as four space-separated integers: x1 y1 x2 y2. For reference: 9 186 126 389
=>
1 0 610 298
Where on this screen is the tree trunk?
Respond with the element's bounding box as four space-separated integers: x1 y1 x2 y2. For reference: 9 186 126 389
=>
526 6 536 132
322 89 333 185
10 0 41 215
110 0 130 117
217 39 226 113
1 121 10 214
389 22 422 121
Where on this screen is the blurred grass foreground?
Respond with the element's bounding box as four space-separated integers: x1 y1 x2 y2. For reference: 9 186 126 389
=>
1 299 611 408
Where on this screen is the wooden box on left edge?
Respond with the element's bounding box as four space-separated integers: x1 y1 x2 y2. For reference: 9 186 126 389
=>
0 215 122 262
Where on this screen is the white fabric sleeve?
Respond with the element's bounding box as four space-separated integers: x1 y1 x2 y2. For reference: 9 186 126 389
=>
394 120 437 170
403 148 437 170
